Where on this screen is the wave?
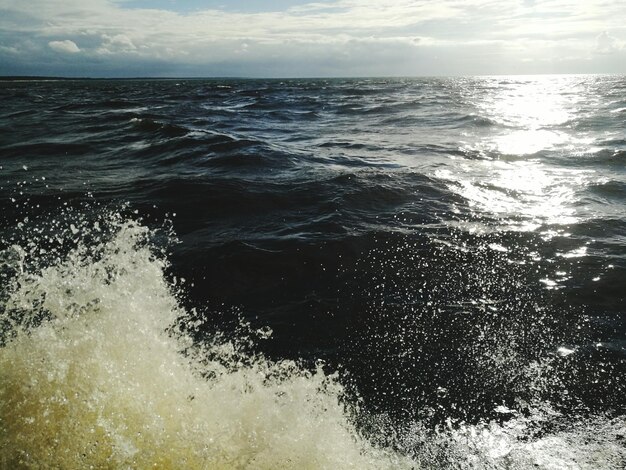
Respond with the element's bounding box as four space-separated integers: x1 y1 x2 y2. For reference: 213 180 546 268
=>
0 141 92 159
1 213 624 468
130 117 189 137
0 214 415 469
448 113 500 127
567 149 625 168
595 138 626 147
588 179 626 200
0 109 38 120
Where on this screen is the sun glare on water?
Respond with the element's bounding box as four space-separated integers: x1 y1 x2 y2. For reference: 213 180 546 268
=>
440 76 597 230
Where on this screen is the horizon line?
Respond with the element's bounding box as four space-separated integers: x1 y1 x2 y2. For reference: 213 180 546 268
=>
0 72 622 82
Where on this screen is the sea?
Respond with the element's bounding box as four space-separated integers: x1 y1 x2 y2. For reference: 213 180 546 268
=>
0 75 624 469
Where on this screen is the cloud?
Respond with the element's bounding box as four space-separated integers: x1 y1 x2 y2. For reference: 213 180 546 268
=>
595 31 622 54
0 44 19 54
97 33 136 54
48 39 80 53
1 0 625 76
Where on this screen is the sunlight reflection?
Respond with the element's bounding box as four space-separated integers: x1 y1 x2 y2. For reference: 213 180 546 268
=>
441 76 596 230
482 75 576 128
490 129 567 156
470 76 583 155
436 160 591 229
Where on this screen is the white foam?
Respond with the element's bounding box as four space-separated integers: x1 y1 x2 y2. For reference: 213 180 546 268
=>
1 215 623 469
0 219 415 469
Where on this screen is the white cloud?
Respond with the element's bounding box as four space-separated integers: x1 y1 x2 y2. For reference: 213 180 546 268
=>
48 39 81 53
97 33 136 54
1 0 625 75
596 31 622 54
0 44 19 54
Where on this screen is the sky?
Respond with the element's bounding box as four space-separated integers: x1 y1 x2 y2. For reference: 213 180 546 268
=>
0 0 625 77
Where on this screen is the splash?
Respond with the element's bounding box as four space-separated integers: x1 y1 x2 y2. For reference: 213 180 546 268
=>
1 212 624 469
396 410 626 469
0 216 415 469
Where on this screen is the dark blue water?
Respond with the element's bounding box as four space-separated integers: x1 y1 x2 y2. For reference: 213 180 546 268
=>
1 76 625 468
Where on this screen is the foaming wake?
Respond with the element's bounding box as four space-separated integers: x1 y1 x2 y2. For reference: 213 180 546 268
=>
0 216 415 469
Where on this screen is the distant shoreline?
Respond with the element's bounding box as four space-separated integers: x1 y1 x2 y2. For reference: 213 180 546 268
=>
0 76 231 81
0 73 620 82
0 76 76 81
0 76 272 82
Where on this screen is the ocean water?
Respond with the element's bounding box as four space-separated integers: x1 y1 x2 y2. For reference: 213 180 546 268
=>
0 75 625 469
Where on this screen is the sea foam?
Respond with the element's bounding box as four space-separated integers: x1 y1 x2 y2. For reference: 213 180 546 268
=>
0 216 415 469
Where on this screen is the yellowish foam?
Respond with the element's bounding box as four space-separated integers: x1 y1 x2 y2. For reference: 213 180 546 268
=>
0 221 416 469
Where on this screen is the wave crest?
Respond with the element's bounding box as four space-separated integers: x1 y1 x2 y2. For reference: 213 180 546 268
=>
0 215 415 469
